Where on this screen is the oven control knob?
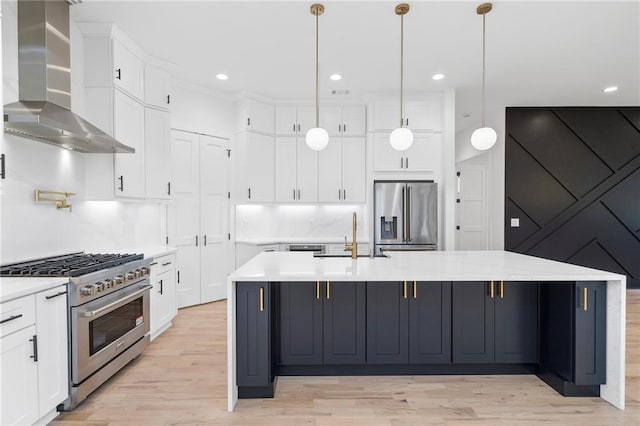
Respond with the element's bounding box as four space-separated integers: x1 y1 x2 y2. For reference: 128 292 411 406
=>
81 285 96 296
104 278 113 288
115 275 125 285
134 269 142 278
95 281 105 292
126 272 135 280
140 267 149 276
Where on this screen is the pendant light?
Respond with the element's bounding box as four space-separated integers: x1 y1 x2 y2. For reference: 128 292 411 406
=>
470 2 497 151
306 4 329 151
390 3 413 151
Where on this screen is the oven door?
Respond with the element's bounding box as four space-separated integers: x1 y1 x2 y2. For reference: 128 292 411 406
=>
71 282 151 384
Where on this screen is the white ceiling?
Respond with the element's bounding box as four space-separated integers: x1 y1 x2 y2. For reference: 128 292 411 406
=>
71 1 640 132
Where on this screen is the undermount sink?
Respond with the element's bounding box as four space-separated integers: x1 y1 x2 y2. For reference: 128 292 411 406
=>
313 253 388 259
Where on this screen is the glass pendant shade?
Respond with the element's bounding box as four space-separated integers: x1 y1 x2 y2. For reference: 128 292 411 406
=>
390 127 414 151
306 127 329 151
470 126 497 150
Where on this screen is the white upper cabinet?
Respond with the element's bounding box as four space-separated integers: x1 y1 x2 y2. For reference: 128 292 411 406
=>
373 133 442 173
144 64 172 109
112 38 144 101
275 137 319 202
275 106 315 135
320 106 366 136
113 89 146 198
318 137 365 203
373 98 442 132
145 108 171 199
238 99 275 134
236 132 275 202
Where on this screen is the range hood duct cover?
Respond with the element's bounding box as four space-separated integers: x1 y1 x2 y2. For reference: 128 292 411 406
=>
3 0 134 153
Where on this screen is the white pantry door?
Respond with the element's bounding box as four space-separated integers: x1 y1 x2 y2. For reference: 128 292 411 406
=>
199 135 230 303
169 130 201 308
456 164 488 250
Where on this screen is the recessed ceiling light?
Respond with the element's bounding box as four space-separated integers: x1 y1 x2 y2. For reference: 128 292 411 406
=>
432 73 445 81
216 73 229 81
603 86 618 93
330 74 342 81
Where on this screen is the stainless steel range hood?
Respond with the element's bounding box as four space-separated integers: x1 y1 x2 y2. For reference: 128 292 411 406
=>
3 0 134 153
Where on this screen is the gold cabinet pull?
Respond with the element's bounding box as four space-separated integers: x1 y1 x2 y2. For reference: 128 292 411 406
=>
316 281 320 299
490 281 495 298
500 281 504 299
583 287 588 311
413 280 417 299
326 281 331 299
403 281 408 299
259 287 264 312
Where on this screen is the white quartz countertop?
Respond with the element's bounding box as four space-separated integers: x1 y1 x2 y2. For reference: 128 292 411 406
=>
114 245 177 259
229 250 625 282
0 277 69 303
236 238 370 245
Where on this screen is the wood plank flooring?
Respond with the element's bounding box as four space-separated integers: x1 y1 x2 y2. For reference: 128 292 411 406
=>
53 291 640 425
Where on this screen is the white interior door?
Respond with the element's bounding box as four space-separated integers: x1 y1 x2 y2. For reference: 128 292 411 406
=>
169 130 201 308
199 135 230 303
456 164 488 250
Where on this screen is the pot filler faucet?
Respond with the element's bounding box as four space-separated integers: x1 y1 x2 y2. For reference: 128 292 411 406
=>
344 211 358 259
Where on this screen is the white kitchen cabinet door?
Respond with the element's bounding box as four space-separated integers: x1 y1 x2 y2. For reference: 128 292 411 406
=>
404 133 441 172
35 286 68 418
200 135 230 303
145 108 171 199
373 133 404 171
246 99 274 134
275 106 297 135
239 132 275 202
296 106 316 135
318 138 342 202
341 137 366 202
152 266 176 337
373 101 402 131
296 138 319 202
113 89 145 198
319 106 342 136
144 64 171 109
0 325 39 426
341 106 367 136
169 130 201 308
275 137 297 202
112 38 144 101
404 99 442 131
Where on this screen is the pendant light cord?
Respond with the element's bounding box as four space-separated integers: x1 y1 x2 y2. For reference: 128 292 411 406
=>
315 11 319 127
481 12 486 127
400 13 404 128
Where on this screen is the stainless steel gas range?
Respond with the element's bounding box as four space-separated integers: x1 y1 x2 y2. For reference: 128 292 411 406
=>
0 252 152 410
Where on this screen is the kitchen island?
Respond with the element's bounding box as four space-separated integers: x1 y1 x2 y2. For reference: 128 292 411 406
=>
226 250 626 411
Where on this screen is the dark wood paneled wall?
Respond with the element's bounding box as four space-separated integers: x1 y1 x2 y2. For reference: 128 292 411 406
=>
505 107 640 288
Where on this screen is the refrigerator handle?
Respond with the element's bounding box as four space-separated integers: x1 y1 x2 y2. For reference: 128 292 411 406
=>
407 186 411 242
401 186 406 242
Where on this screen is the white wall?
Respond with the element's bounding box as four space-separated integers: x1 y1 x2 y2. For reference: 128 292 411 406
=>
1 1 164 263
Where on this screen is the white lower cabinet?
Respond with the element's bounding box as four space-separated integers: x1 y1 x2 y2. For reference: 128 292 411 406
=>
319 137 366 203
1 285 68 426
169 130 231 308
150 253 177 340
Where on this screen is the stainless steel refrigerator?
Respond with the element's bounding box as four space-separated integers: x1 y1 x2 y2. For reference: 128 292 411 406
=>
374 180 438 254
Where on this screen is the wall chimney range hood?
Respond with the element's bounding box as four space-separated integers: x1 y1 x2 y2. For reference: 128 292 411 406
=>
3 0 134 153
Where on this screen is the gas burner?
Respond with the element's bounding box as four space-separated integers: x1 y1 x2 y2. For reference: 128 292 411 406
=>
0 252 144 277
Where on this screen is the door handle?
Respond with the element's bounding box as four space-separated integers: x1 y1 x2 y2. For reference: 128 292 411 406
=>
500 281 504 299
326 281 331 299
0 314 23 324
401 187 406 242
259 287 264 312
1 153 5 179
248 188 251 199
293 189 296 200
118 175 124 191
490 281 495 298
115 68 121 80
406 186 411 242
338 189 341 200
195 235 198 247
204 235 207 246
403 281 408 299
177 270 180 284
167 94 171 104
413 280 417 299
316 281 320 300
45 290 67 300
400 157 404 169
583 287 588 311
405 158 409 169
297 189 301 200
343 189 346 200
168 182 171 196
29 335 38 362
159 279 164 295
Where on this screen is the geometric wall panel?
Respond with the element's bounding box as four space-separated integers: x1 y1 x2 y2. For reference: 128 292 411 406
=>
506 107 640 288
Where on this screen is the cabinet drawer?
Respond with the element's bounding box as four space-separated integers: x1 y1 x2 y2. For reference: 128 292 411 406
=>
152 254 175 275
1 295 36 338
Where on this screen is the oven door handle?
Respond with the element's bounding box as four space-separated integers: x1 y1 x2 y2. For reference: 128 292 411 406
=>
78 285 152 318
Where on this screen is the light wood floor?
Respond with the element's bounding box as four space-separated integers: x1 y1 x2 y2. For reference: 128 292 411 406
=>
53 291 640 425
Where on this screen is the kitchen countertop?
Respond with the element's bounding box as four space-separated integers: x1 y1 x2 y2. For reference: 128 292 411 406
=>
229 250 625 282
0 277 69 303
236 238 370 245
